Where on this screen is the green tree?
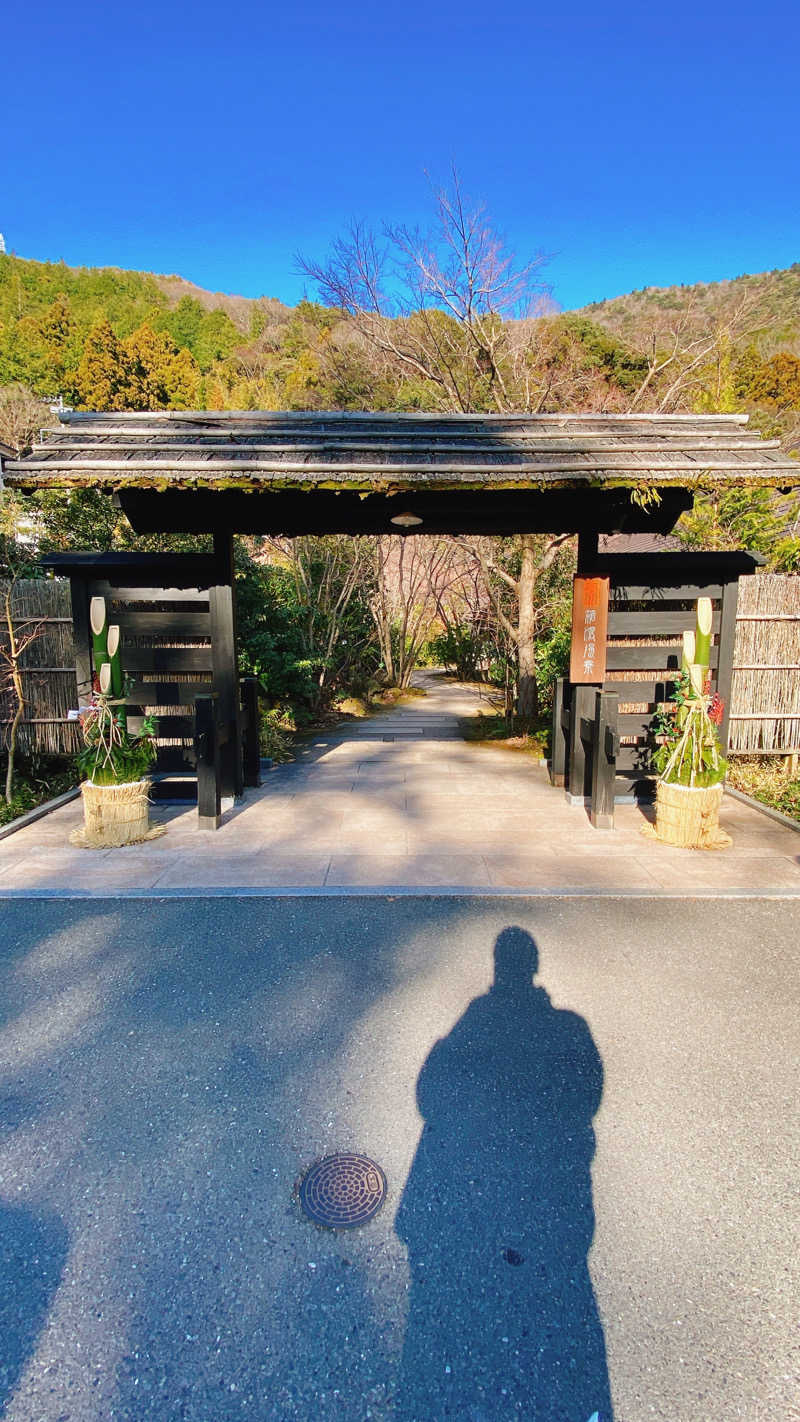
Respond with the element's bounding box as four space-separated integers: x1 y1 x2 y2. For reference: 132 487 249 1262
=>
750 353 800 411
124 324 200 409
677 488 800 570
75 317 131 410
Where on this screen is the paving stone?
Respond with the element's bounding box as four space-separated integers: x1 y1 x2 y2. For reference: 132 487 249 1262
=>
1 671 798 895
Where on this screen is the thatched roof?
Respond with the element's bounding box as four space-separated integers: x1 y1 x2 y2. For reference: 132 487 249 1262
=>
3 409 798 494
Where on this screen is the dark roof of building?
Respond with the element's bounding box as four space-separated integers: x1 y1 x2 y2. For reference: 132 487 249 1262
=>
3 409 798 494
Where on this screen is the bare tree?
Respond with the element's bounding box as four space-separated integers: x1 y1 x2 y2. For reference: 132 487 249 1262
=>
449 532 574 720
369 536 466 687
1 500 47 804
0 385 47 456
299 170 553 414
301 175 579 713
625 293 758 413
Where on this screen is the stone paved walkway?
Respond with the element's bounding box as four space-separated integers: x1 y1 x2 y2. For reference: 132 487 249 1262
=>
1 672 798 895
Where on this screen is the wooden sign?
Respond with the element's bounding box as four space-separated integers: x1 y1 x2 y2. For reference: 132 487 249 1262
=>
569 576 610 684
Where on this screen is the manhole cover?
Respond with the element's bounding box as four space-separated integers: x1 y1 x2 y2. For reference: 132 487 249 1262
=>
298 1153 387 1229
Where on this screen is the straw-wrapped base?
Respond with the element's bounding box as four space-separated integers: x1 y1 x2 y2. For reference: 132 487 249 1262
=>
70 778 164 849
641 780 732 850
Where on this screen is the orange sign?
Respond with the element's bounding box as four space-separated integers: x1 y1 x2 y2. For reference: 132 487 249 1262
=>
569 576 609 684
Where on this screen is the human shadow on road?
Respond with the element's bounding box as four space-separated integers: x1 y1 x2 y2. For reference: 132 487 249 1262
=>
0 1201 67 1413
394 926 613 1422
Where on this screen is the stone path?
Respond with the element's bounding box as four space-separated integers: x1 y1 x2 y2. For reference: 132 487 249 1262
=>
1 672 798 895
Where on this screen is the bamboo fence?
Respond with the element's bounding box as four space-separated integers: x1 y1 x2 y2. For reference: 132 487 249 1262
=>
0 578 80 756
729 574 800 755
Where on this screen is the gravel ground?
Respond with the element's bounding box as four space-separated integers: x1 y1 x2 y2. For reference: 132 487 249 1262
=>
0 895 797 1421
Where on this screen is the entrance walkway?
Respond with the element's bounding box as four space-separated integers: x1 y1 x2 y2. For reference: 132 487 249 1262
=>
1 673 798 895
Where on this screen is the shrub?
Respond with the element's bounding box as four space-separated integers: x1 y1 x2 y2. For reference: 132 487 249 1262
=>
258 708 295 763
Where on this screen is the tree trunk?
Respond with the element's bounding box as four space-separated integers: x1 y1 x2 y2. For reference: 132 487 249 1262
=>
516 533 539 722
5 693 24 805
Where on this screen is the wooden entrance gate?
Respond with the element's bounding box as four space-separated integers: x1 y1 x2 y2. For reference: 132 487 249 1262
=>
550 550 762 826
41 540 261 829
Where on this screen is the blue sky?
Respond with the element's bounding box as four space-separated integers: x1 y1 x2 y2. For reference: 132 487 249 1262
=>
3 0 799 311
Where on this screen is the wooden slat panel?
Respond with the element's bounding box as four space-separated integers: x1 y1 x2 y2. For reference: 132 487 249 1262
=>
611 584 724 602
606 646 719 670
154 746 197 771
92 583 210 604
615 744 655 771
128 714 193 737
127 680 212 705
604 680 678 700
608 611 721 635
113 611 210 636
122 647 213 672
618 714 657 737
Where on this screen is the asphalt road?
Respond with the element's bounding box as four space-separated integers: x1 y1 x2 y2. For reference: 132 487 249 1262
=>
0 895 797 1421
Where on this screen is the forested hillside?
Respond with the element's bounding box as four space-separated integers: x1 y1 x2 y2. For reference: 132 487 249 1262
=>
581 264 800 356
2 251 799 434
1 242 798 576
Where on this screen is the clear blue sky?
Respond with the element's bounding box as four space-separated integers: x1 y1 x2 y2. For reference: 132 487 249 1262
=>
4 0 799 311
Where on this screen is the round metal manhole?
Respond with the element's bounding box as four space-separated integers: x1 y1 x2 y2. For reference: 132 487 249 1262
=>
298 1153 387 1229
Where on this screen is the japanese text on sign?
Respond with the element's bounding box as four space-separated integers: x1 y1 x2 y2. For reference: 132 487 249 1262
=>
569 576 610 684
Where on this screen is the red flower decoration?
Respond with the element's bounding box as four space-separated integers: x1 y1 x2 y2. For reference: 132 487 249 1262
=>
709 692 724 726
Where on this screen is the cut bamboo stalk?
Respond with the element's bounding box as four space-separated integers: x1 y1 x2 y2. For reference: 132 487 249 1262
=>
106 623 127 729
694 597 713 669
688 662 705 696
681 630 695 675
90 596 109 686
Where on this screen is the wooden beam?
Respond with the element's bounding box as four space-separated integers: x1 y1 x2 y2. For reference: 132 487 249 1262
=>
117 486 693 538
122 647 213 673
608 611 721 635
41 551 219 587
112 610 211 636
126 680 212 705
606 646 720 671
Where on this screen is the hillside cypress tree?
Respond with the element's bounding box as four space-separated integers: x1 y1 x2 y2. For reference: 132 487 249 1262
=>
75 318 131 410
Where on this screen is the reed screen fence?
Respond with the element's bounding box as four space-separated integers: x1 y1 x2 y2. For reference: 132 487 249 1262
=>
0 578 80 756
729 574 800 754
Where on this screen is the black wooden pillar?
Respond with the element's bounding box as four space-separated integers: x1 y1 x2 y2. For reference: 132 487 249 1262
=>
550 677 570 786
590 690 618 829
717 574 740 755
195 693 222 830
210 531 243 799
576 529 599 575
69 576 93 704
567 683 596 802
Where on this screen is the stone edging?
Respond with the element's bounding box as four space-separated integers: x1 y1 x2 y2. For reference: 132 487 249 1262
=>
724 785 800 835
0 787 81 842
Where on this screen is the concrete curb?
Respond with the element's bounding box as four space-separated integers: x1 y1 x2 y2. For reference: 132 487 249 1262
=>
724 785 800 835
0 786 80 842
1 887 799 901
